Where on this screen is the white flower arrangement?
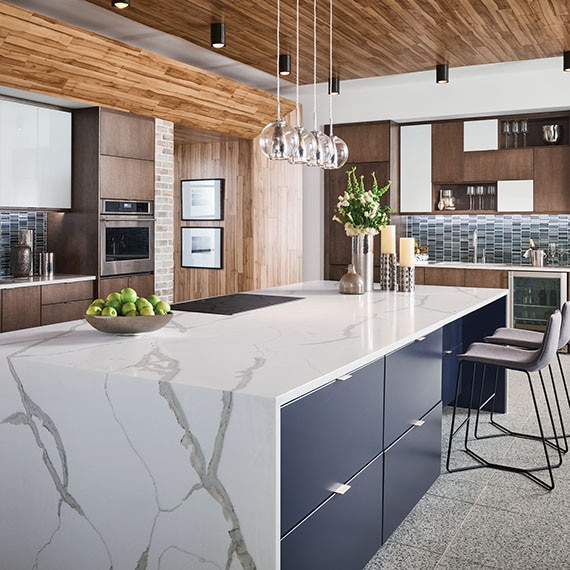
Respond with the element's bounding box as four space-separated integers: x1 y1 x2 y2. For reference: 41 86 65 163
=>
333 166 392 236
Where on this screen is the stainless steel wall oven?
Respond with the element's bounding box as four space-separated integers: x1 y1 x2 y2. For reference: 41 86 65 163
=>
100 200 154 277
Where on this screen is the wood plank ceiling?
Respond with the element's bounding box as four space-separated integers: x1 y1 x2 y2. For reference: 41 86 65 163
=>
83 0 570 85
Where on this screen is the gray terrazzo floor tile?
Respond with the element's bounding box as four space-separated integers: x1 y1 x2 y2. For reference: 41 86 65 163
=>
385 493 474 555
428 469 490 504
443 504 570 569
434 555 499 569
363 540 441 570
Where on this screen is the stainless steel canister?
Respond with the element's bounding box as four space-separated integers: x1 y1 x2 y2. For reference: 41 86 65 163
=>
40 252 54 277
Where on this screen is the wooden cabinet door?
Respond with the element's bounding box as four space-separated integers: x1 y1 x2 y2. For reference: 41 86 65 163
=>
98 276 129 299
100 109 155 160
100 155 155 201
463 150 498 182
533 147 570 213
432 121 464 183
128 273 155 297
424 267 465 286
2 286 41 332
333 122 391 163
464 269 508 288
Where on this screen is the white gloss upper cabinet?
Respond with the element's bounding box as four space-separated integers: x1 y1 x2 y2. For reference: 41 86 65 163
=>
463 119 499 152
497 179 533 212
0 100 71 209
400 124 432 213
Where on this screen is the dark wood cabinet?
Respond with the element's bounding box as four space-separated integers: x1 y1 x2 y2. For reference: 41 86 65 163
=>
99 155 155 201
2 286 41 332
424 267 465 286
324 121 400 281
100 109 155 160
464 269 508 289
99 273 155 299
432 121 464 183
533 146 570 213
41 280 95 325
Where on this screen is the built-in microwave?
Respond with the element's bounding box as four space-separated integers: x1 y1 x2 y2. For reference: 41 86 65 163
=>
100 200 154 277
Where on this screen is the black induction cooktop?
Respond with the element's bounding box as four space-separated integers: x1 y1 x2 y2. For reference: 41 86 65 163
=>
172 293 304 315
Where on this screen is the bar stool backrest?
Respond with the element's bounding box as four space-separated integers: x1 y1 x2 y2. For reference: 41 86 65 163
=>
557 301 570 350
532 310 562 372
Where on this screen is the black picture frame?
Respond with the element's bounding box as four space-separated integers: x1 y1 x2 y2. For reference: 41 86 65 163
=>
181 178 224 221
181 227 223 269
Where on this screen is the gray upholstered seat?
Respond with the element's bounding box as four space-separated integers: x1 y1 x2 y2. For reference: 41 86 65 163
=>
446 310 563 490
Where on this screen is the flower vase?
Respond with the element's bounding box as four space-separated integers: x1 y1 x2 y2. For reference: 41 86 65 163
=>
352 234 374 292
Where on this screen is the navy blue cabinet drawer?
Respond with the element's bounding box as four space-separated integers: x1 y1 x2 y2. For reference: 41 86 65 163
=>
281 452 383 570
384 329 442 447
383 403 442 542
281 358 384 535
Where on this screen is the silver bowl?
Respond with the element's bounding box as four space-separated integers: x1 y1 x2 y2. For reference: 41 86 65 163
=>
85 313 173 335
543 124 561 144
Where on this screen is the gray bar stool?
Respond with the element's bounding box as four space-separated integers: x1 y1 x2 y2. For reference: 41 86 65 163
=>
484 301 570 452
446 310 562 490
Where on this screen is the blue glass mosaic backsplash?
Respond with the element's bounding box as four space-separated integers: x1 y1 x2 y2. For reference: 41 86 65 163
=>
407 214 570 266
0 211 48 277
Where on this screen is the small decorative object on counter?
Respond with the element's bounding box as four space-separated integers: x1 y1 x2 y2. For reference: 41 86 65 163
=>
398 237 416 292
542 124 560 145
333 166 392 292
39 252 54 277
10 230 33 278
339 264 364 295
380 225 397 291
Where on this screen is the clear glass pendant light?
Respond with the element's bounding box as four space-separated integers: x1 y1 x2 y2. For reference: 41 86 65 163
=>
289 0 316 164
259 0 298 160
307 0 334 168
322 0 348 169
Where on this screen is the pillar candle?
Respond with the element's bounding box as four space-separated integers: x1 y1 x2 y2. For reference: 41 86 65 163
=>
399 237 415 267
380 225 396 254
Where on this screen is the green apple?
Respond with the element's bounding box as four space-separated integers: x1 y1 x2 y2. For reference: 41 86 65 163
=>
135 297 152 311
155 300 171 315
121 301 137 316
125 310 138 317
120 287 138 304
85 305 102 316
146 294 161 308
90 298 106 309
140 306 155 316
106 292 122 304
105 299 122 312
100 306 118 317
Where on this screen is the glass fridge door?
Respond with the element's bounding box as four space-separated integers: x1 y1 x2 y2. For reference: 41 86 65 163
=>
509 272 567 331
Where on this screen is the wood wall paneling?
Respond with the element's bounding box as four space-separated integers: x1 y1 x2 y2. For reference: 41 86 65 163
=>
0 2 294 139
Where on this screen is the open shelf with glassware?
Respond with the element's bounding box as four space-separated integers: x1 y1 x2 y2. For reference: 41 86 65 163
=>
499 114 570 149
434 183 497 213
509 271 567 331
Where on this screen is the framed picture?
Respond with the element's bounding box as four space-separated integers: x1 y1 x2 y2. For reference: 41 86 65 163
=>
181 179 224 221
181 227 223 269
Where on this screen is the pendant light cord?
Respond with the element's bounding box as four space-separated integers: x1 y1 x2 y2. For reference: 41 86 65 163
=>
328 0 333 137
276 0 282 121
312 0 317 131
295 0 300 127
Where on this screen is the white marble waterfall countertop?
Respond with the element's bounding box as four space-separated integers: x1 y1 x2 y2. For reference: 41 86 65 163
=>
0 280 507 405
0 280 507 570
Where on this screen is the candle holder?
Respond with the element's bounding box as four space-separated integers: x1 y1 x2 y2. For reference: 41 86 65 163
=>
379 253 397 291
397 265 415 293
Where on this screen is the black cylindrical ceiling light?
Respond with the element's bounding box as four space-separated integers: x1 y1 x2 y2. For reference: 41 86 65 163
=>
279 54 291 76
564 51 570 72
436 63 449 84
112 0 130 8
210 23 226 48
328 75 340 95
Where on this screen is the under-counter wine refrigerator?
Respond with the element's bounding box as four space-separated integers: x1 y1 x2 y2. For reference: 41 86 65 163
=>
509 271 567 331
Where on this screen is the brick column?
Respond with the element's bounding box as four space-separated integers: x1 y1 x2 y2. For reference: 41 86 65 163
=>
154 119 174 302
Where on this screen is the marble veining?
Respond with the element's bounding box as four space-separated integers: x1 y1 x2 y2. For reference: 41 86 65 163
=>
0 281 507 569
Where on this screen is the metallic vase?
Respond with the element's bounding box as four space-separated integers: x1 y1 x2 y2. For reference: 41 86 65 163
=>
352 234 374 292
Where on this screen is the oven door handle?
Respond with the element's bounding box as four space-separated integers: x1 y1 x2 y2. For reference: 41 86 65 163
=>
100 216 155 222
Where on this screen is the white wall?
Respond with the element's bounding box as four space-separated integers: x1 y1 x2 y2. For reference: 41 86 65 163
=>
282 57 570 280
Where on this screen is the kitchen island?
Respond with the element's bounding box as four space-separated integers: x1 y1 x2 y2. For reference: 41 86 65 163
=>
0 281 507 570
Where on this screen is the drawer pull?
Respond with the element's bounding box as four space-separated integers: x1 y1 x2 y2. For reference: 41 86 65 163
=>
331 483 351 495
337 373 352 382
416 336 426 342
443 350 453 355
411 419 425 427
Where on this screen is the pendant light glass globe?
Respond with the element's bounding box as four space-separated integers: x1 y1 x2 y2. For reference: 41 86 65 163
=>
289 126 317 164
307 130 334 167
323 134 349 169
259 120 298 160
